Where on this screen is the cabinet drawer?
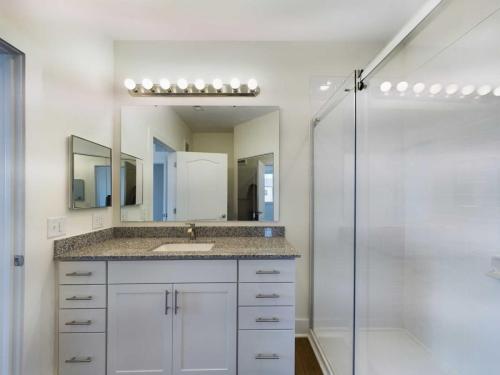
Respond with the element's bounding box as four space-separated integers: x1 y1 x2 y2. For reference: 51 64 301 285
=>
239 260 295 283
59 285 106 309
59 309 106 333
239 306 294 330
59 333 105 375
59 262 106 285
238 330 294 375
108 260 237 284
239 283 295 306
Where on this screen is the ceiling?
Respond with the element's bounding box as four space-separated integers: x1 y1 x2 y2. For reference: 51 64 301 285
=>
6 0 429 42
171 106 278 132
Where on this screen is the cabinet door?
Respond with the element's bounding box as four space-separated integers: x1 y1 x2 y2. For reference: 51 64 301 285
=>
108 284 173 375
172 283 237 375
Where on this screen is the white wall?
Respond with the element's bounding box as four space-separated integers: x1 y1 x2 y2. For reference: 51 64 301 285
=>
121 106 192 221
0 4 114 375
234 110 280 220
113 41 380 332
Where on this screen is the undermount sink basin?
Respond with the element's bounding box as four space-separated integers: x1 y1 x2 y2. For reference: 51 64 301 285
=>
152 243 215 252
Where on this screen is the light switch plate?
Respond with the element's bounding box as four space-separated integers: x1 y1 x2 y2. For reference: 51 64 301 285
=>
92 213 105 229
47 217 66 238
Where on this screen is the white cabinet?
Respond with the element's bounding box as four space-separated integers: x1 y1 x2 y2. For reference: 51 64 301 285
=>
172 283 236 375
107 284 174 375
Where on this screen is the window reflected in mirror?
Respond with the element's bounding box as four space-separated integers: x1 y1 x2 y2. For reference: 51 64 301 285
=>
120 105 279 222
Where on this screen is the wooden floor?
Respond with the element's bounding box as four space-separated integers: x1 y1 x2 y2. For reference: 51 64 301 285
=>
295 337 323 375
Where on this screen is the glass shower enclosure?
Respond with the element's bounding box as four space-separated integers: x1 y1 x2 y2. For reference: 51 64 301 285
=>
311 1 500 374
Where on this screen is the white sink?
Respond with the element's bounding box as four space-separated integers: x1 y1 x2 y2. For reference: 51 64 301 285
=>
152 243 215 252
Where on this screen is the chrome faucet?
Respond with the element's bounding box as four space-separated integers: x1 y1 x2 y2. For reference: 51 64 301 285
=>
186 223 196 241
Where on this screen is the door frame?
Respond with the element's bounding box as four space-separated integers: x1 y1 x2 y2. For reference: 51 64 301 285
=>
0 38 25 375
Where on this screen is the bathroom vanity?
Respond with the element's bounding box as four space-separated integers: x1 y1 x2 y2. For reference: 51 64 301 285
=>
54 230 299 375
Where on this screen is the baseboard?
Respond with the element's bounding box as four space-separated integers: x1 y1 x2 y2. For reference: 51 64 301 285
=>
308 329 335 375
295 318 309 335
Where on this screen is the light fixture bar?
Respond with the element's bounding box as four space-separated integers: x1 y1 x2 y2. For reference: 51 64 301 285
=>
127 83 260 97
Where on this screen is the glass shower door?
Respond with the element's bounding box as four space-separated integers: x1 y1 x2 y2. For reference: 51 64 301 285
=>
312 75 356 375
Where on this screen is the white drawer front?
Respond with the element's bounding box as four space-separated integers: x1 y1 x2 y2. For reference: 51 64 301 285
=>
108 260 237 284
238 330 294 375
59 262 106 285
59 333 105 375
239 260 295 283
59 309 106 333
239 283 295 306
239 306 295 330
59 285 106 309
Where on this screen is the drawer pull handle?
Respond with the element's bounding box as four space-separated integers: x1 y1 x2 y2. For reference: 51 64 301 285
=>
256 317 280 323
65 356 92 363
65 320 92 326
65 272 93 277
66 296 93 301
256 270 280 275
256 293 280 299
255 354 280 360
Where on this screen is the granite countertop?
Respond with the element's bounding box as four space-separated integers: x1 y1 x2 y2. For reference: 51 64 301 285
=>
54 236 300 261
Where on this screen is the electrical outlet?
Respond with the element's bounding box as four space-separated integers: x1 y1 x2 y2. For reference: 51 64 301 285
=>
47 217 66 238
92 213 105 229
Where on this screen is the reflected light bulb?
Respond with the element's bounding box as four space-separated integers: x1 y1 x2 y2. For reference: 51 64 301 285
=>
494 87 500 97
159 78 171 90
477 85 492 96
194 79 206 91
380 81 392 93
177 78 188 90
142 78 153 90
124 78 136 90
319 85 330 91
396 81 408 93
461 85 475 96
429 83 442 95
445 84 459 95
230 78 241 90
212 78 223 90
248 78 258 91
413 82 425 94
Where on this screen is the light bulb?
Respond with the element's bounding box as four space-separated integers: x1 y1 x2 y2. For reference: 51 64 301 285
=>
429 83 442 95
248 78 258 91
177 78 188 90
461 85 475 96
445 84 459 95
396 81 408 93
319 85 330 92
194 79 206 91
494 87 500 97
142 78 153 90
230 78 241 90
477 85 492 96
159 78 171 90
124 78 136 90
380 81 392 93
212 78 223 91
413 82 425 94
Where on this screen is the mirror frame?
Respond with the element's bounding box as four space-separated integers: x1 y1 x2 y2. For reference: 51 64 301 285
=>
69 135 112 210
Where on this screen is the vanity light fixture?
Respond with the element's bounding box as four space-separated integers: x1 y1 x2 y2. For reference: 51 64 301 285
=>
429 83 443 95
142 78 154 91
194 79 206 91
494 87 500 97
124 78 136 90
396 81 409 93
445 84 459 96
125 77 260 97
380 81 392 93
477 85 492 96
413 82 425 95
159 78 171 91
461 85 475 96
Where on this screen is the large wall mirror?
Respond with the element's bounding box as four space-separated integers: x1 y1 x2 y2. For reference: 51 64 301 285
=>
70 135 112 209
121 105 279 222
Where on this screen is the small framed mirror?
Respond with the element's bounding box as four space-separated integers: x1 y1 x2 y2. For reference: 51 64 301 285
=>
70 135 112 209
120 153 144 207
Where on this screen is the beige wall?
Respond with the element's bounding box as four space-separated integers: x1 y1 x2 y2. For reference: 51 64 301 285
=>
113 41 381 333
0 5 114 375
